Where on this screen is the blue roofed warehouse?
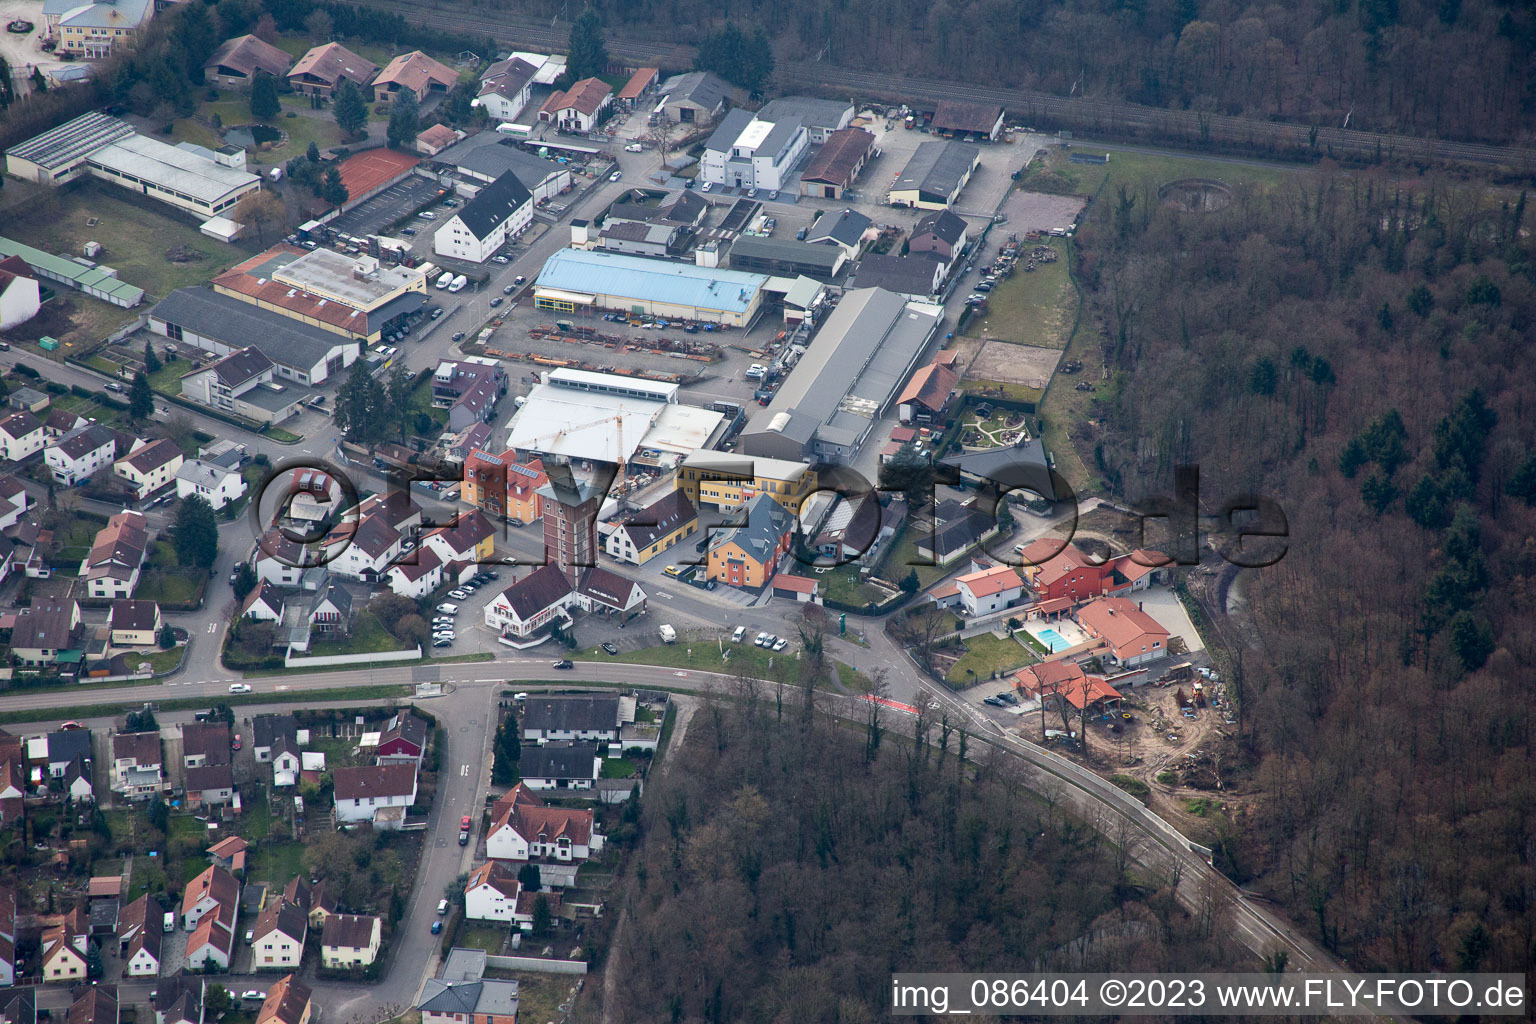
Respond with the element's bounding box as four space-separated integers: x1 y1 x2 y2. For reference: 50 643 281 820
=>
532 249 769 327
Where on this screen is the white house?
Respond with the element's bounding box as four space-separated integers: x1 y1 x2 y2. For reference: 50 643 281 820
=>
332 764 417 828
700 109 810 193
111 731 162 800
176 458 247 510
385 546 442 599
125 926 161 977
954 564 1025 617
114 438 184 499
520 695 620 744
252 899 307 971
463 861 522 922
474 56 538 121
485 784 603 885
483 564 573 638
433 171 533 264
44 424 119 485
0 475 30 529
320 913 381 970
537 77 612 133
185 903 236 972
0 410 44 462
326 515 401 581
181 865 240 930
271 738 301 788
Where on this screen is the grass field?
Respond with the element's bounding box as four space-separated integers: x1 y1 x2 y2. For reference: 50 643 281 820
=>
1020 146 1302 197
885 530 950 590
963 240 1073 348
818 565 893 607
247 840 306 886
0 684 414 727
601 756 640 779
945 632 1035 685
308 609 413 656
136 570 204 606
200 95 346 165
457 924 507 954
0 178 243 299
500 974 576 1024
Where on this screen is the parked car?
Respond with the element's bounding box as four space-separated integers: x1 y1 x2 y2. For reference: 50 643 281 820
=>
103 381 125 393
768 189 778 200
700 181 713 192
231 734 241 750
772 637 788 651
732 626 746 643
663 565 683 577
600 642 619 655
461 815 472 829
754 632 770 647
433 638 453 648
451 331 465 341
503 284 515 295
240 992 265 1002
436 603 460 614
418 211 437 220
449 588 472 599
229 683 251 694
553 659 574 670
431 920 443 934
489 297 503 308
458 830 469 845
747 187 758 198
431 307 444 319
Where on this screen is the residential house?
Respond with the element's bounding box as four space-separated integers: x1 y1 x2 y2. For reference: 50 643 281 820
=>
115 892 159 952
916 499 999 567
44 424 121 485
376 710 428 764
463 861 521 922
521 696 620 745
282 877 338 931
43 726 91 777
152 977 203 1024
0 759 23 826
538 77 612 133
286 42 378 97
41 908 90 981
107 599 161 647
202 34 292 89
895 360 959 425
908 208 970 262
327 515 401 581
939 435 1057 501
114 439 184 499
419 970 520 1024
601 489 696 565
1016 539 1116 604
175 458 247 510
483 564 573 639
254 976 312 1024
798 128 875 200
0 990 32 1024
319 914 381 969
0 885 14 988
954 564 1024 616
462 451 545 525
385 545 442 599
111 731 162 800
303 585 353 642
11 602 84 669
181 865 240 930
852 252 945 299
432 172 533 266
701 108 809 193
123 915 161 977
184 764 235 808
372 50 455 105
422 508 495 566
251 899 307 970
182 722 231 769
65 987 116 1024
48 0 152 59
80 510 149 600
354 490 424 535
474 57 539 121
1075 597 1171 668
0 411 44 462
177 347 289 423
517 742 600 791
42 407 87 438
62 757 94 803
803 207 872 259
0 475 30 529
656 70 728 123
485 783 602 885
771 574 819 602
252 530 325 587
0 256 41 330
251 714 299 763
332 764 418 828
184 902 236 971
704 492 793 589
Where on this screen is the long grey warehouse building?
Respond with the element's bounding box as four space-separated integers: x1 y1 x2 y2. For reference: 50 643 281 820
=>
740 287 941 462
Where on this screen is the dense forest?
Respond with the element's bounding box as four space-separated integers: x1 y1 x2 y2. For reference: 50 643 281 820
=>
477 0 1536 144
1072 169 1536 972
591 695 1251 1022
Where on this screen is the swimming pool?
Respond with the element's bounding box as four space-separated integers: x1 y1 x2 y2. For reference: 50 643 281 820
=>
1035 628 1070 653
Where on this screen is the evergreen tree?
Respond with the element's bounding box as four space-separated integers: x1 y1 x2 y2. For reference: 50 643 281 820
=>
158 623 177 649
517 863 541 891
129 371 154 420
695 23 775 95
250 71 280 120
232 562 258 599
387 90 419 148
306 140 321 162
0 56 13 109
567 9 609 81
148 796 170 832
144 340 162 374
332 78 367 139
899 569 920 594
320 167 349 206
172 495 220 568
1506 452 1536 505
30 66 46 94
1449 611 1495 671
1406 284 1433 316
492 713 521 784
531 893 553 935
1247 356 1277 396
1361 471 1397 515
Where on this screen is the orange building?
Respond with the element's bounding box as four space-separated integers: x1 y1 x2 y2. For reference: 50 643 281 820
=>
463 449 546 525
705 493 793 590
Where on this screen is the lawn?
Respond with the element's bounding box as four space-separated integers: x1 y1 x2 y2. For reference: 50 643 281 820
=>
241 793 273 842
103 809 134 848
139 648 185 674
582 640 788 677
963 239 1074 349
307 609 414 656
835 661 875 693
0 178 243 299
127 856 168 901
600 756 640 779
199 95 346 166
818 565 893 607
51 392 130 429
136 570 204 606
1019 145 1301 198
311 736 364 769
884 530 950 590
247 840 306 886
945 631 1036 685
0 684 415 726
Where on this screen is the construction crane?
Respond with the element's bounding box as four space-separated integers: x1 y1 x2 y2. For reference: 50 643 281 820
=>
513 412 628 492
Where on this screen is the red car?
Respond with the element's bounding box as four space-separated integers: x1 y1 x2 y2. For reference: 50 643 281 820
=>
232 734 242 750
460 815 472 830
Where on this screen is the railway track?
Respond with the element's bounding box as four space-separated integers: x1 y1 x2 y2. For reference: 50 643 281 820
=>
346 0 1536 171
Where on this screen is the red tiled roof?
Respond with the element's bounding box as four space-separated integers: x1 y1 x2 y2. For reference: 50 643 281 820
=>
617 67 658 100
896 362 958 411
954 564 1022 598
772 574 818 594
542 76 611 117
1075 597 1169 652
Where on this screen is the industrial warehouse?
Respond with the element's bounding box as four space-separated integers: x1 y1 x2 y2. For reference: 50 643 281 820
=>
531 249 770 327
740 287 942 462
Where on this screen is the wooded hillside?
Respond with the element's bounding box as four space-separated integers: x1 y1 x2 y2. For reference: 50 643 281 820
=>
594 696 1250 1022
1075 170 1536 971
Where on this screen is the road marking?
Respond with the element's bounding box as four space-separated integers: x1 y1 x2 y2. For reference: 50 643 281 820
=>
673 671 689 677
656 591 673 600
460 765 469 776
207 622 217 633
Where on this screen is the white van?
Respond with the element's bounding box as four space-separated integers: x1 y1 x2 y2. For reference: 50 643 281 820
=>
163 912 176 933
435 274 452 290
731 626 746 643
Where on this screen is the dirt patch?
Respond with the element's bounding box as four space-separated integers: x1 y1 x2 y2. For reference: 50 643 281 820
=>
998 189 1088 235
968 340 1060 388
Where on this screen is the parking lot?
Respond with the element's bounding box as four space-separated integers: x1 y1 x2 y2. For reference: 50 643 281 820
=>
330 173 448 238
